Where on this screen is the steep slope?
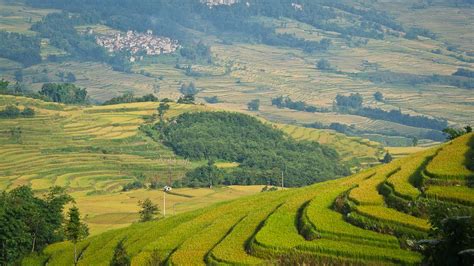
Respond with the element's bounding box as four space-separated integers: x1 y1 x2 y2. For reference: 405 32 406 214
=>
26 133 474 265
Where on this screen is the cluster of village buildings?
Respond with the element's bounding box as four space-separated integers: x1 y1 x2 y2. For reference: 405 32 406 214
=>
201 0 239 7
96 30 180 62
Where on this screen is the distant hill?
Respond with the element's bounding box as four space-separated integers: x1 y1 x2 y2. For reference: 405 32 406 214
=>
26 133 473 265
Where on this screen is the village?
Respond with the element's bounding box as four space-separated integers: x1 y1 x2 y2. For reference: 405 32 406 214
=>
95 30 180 62
201 0 239 7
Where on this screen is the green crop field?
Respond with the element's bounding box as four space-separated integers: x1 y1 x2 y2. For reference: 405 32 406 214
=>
22 133 473 265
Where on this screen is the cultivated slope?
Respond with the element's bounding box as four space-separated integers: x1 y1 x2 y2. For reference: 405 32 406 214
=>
26 133 474 265
0 95 380 234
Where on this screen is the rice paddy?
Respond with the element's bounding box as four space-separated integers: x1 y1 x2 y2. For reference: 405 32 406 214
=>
23 133 473 265
0 95 390 235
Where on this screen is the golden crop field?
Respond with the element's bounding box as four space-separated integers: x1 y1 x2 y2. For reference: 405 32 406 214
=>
0 95 390 235
23 133 473 265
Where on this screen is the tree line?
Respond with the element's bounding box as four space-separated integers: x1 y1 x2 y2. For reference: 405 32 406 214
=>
271 95 330 113
355 71 474 90
0 105 35 118
102 93 158 105
335 93 448 131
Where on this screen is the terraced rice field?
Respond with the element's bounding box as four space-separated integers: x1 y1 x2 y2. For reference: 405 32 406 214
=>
425 133 474 182
0 96 206 193
275 123 383 166
26 133 473 265
0 95 391 235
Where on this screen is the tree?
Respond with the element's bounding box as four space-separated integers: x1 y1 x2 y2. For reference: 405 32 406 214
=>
65 206 89 265
412 137 418 147
66 72 77 82
465 125 472 133
247 99 260 111
158 103 170 123
382 152 393 164
373 91 384 102
179 82 198 97
14 70 23 82
0 186 72 264
21 107 35 117
39 83 88 104
0 79 8 93
10 126 22 143
335 93 363 110
138 198 159 222
316 59 332 70
110 239 131 266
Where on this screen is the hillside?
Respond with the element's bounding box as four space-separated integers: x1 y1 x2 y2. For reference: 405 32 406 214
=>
0 0 472 146
24 133 474 265
0 95 383 235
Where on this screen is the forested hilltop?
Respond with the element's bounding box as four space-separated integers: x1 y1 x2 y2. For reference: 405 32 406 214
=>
160 112 349 187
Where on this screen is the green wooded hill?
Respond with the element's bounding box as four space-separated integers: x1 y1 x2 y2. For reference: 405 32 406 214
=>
26 133 474 265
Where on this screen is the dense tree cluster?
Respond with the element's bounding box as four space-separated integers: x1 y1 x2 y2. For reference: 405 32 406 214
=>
373 91 384 102
39 83 88 104
0 186 73 264
0 31 42 67
31 12 132 72
102 93 158 105
183 161 225 188
356 107 448 131
247 99 260 111
0 105 35 118
335 93 363 110
316 59 332 71
405 27 437 40
271 95 329 113
442 126 472 140
453 68 474 78
179 42 212 62
159 112 349 187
